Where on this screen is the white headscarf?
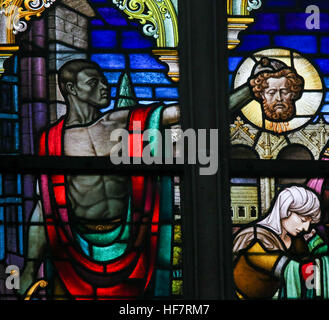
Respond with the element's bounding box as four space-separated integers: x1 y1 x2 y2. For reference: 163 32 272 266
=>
257 186 321 235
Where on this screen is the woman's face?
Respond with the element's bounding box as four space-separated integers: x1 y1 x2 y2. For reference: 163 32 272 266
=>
281 212 312 236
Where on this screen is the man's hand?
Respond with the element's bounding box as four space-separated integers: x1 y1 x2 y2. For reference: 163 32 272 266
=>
163 105 180 126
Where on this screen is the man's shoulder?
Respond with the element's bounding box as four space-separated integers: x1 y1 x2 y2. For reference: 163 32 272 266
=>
38 117 66 155
40 117 66 135
77 109 131 130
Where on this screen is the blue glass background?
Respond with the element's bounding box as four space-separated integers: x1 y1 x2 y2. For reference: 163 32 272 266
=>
89 0 179 112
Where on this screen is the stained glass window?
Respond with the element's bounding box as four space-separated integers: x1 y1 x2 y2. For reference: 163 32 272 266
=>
0 0 184 300
229 0 329 300
9 0 329 304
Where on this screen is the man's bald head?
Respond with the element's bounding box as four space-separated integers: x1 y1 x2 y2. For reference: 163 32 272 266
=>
58 59 105 97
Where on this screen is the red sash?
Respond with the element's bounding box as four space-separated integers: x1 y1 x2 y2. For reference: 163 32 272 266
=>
39 107 159 299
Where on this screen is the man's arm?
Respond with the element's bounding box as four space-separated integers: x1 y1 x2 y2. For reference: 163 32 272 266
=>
18 186 47 297
105 109 130 124
84 105 180 157
104 105 180 126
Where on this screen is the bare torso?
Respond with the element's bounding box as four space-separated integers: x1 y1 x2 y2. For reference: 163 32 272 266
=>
19 102 179 295
64 110 130 221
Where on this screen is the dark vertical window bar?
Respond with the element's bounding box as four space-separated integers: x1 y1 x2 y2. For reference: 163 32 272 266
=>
179 0 233 299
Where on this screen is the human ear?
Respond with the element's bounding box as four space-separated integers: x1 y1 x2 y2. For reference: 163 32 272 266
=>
291 92 298 100
66 82 77 96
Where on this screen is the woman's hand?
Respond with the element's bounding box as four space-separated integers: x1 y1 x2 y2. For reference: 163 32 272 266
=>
305 228 329 255
304 228 316 241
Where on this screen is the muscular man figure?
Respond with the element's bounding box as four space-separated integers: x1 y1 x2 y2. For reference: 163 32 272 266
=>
19 59 180 299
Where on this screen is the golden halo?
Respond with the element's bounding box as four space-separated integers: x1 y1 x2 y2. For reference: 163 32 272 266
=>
233 48 323 134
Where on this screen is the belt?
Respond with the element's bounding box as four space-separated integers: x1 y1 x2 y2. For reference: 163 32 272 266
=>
77 218 122 233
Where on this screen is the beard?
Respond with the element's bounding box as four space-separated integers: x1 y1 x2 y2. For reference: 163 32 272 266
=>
262 99 295 121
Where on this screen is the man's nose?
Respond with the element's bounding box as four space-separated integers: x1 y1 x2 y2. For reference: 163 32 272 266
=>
100 81 108 89
274 91 282 102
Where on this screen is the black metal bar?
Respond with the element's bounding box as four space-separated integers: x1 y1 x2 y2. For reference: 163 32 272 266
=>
230 160 329 178
3 156 328 179
0 155 184 175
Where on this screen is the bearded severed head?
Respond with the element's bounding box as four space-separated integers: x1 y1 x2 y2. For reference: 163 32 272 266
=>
249 57 304 122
